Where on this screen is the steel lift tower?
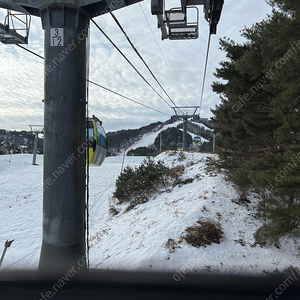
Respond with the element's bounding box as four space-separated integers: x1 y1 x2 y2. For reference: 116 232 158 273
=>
172 106 200 151
0 0 143 272
29 125 44 165
0 0 224 272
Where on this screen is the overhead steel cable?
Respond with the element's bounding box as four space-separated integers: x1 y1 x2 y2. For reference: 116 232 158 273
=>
199 33 211 115
109 12 183 113
16 44 44 60
91 19 173 110
14 44 170 117
87 79 171 117
138 3 186 107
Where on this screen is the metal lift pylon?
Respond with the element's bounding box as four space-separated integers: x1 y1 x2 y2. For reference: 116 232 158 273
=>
29 125 44 165
38 4 90 272
0 0 143 274
172 106 199 151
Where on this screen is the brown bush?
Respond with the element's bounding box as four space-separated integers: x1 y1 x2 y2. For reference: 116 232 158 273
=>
180 218 223 248
109 205 120 217
166 165 184 180
253 226 268 247
165 238 181 253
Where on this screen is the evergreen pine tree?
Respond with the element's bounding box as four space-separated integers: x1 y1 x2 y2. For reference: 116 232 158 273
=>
211 0 300 241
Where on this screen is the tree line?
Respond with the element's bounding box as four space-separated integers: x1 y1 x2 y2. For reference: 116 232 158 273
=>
211 0 300 242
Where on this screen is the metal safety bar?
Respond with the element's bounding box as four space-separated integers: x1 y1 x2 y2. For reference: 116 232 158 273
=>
166 7 199 40
0 10 31 44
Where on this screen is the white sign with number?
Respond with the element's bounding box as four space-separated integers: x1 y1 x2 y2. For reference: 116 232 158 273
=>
50 28 64 47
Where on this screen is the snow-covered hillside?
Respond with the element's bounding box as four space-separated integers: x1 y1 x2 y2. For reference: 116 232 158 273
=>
124 120 210 153
0 152 299 274
127 121 181 151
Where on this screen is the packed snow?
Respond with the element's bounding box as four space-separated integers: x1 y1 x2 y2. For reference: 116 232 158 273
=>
126 121 182 152
125 120 209 153
0 152 299 275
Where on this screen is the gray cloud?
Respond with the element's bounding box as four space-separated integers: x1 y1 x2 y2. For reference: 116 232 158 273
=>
0 0 272 132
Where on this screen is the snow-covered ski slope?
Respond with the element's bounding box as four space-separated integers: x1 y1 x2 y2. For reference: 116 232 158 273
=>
125 120 210 153
0 152 299 274
127 121 181 151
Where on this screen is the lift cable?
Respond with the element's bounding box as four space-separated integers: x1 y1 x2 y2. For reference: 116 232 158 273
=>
109 12 183 113
13 44 170 117
199 33 211 115
91 19 173 110
16 44 44 59
138 3 186 107
87 79 171 117
85 84 90 269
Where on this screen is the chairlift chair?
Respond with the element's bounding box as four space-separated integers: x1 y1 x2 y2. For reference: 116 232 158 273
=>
165 7 199 40
152 0 224 40
86 115 107 167
193 136 201 145
177 143 183 151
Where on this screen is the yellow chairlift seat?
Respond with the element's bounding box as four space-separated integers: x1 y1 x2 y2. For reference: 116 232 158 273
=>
177 142 183 151
193 136 201 145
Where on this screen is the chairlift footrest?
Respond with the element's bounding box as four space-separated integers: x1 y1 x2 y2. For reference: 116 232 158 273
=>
0 23 27 44
169 25 199 40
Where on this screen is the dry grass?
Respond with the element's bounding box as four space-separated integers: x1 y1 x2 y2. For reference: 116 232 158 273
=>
165 238 181 253
180 218 223 248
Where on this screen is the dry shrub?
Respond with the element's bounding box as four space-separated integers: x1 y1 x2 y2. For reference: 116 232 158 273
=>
180 218 223 248
124 195 149 213
253 226 269 247
109 205 120 217
167 151 177 156
253 225 281 248
178 152 186 161
166 165 187 187
165 238 181 253
166 165 184 180
175 177 194 186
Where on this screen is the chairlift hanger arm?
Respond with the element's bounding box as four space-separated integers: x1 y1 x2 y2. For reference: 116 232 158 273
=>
0 0 144 18
92 115 102 126
0 9 31 44
151 0 224 40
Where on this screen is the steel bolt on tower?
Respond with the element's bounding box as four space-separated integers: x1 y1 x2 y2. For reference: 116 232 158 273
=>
39 4 89 271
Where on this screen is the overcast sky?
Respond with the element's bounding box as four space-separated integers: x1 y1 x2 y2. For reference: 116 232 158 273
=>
0 0 272 132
